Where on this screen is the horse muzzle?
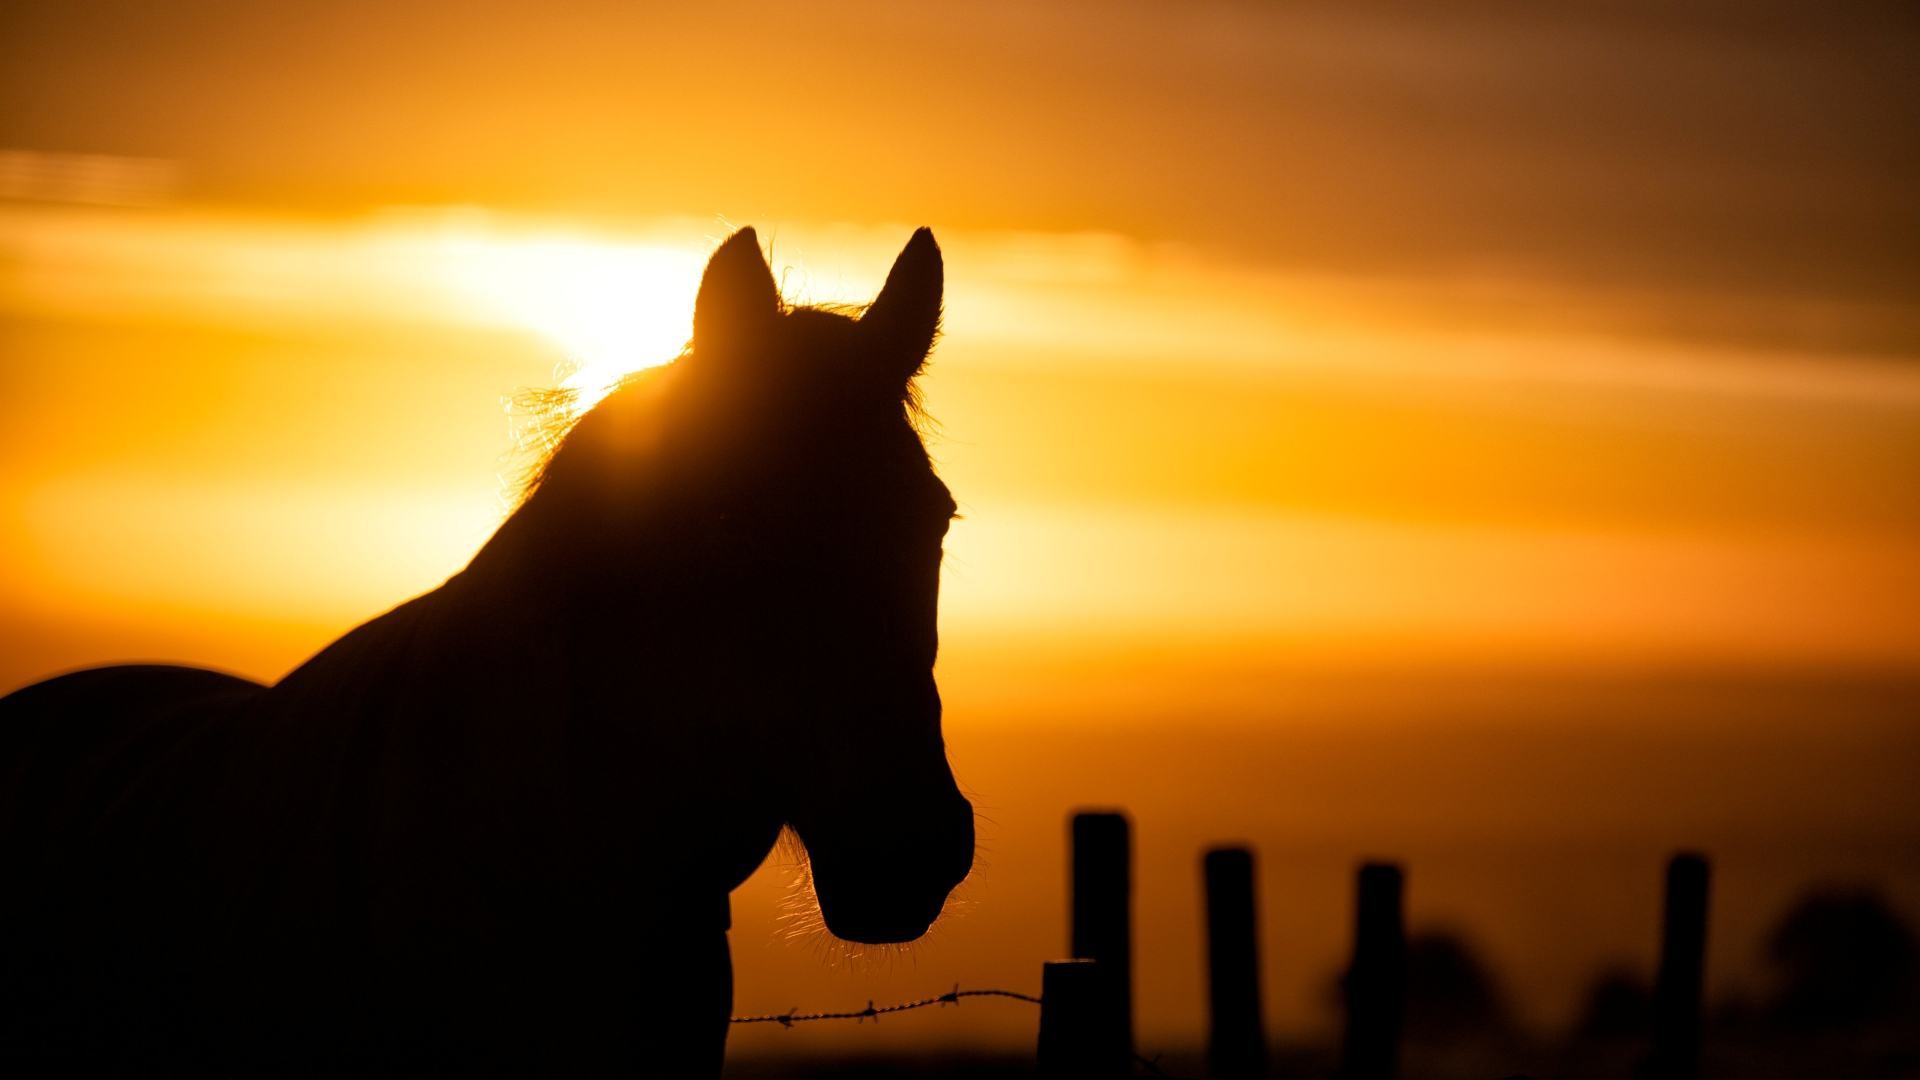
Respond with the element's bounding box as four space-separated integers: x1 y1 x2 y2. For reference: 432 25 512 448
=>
800 793 975 945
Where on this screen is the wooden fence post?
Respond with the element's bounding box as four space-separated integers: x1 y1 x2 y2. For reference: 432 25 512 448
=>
1648 852 1710 1079
1204 846 1268 1080
1339 861 1405 1080
1038 959 1129 1079
1071 811 1133 1052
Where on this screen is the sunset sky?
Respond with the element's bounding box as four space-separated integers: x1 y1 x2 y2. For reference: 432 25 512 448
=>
3 0 1917 1061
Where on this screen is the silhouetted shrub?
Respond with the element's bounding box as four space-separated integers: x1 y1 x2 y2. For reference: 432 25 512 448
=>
1573 965 1651 1042
1766 888 1918 1029
1404 929 1510 1041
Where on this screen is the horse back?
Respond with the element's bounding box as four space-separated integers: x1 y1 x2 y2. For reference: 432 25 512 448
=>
1 665 266 1066
1 664 264 844
1 653 733 1074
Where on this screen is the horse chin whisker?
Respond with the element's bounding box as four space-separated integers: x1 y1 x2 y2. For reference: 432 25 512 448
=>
771 831 829 947
773 824 809 865
808 935 918 974
769 821 984 966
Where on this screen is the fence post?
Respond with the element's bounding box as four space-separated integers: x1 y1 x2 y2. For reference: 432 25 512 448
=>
1339 861 1405 1080
1204 846 1268 1080
1647 852 1710 1079
1070 811 1133 1053
1038 959 1129 1079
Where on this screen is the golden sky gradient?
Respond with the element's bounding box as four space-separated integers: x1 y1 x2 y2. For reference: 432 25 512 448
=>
5 206 1915 689
3 0 1917 1057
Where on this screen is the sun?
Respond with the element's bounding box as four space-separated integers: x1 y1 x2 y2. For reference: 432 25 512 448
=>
448 231 709 411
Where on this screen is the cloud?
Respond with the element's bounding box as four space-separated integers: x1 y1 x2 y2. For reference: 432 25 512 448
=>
3 1 1915 354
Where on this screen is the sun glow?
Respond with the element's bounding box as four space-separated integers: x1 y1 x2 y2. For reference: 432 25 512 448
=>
446 234 709 410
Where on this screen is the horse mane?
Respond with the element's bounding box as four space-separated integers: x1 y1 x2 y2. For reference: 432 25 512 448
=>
506 362 676 509
508 298 934 509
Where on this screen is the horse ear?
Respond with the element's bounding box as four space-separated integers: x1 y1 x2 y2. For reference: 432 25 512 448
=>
861 227 943 383
693 227 780 359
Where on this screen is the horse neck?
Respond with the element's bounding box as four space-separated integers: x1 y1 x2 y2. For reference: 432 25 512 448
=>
258 490 784 915
464 490 789 892
454 483 786 802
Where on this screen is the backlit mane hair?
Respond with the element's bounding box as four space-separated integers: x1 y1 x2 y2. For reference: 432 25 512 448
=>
510 296 935 508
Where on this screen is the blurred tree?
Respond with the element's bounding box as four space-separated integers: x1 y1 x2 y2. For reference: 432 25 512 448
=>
1574 965 1652 1042
1766 889 1918 1029
1404 930 1510 1042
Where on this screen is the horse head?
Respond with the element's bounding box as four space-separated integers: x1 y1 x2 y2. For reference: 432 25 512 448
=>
688 227 974 943
529 227 975 944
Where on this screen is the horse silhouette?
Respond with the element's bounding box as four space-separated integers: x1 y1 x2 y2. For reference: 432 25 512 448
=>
0 227 976 1074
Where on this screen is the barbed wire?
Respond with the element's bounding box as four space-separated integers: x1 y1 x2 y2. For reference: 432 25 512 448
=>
730 985 1197 1079
730 984 1040 1027
1132 1050 1188 1078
